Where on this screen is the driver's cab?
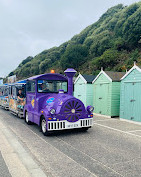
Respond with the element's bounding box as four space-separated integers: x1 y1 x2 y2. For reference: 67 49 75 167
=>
37 80 67 93
25 73 68 123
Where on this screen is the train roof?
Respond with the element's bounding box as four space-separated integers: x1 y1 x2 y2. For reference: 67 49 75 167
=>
15 80 27 84
6 80 27 86
27 73 67 81
0 83 8 86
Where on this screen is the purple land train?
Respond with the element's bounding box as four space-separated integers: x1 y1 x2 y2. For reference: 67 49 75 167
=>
24 68 94 135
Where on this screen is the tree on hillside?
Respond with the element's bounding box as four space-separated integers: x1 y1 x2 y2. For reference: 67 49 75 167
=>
39 59 52 73
92 49 119 70
60 44 88 69
18 56 33 67
122 6 141 48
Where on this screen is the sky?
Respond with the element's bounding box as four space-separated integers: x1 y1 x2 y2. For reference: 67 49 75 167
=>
0 0 140 77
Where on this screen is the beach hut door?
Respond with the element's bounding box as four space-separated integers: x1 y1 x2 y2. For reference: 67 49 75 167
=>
77 83 85 102
96 83 109 115
133 82 141 122
124 83 135 121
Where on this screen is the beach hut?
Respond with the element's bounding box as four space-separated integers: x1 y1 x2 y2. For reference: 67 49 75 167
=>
120 63 141 122
74 74 96 106
92 69 125 117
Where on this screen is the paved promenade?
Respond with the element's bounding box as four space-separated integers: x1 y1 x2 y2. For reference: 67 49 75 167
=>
0 108 141 177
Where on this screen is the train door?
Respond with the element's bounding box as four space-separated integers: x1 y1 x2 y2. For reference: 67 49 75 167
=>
0 86 3 105
4 86 9 109
26 80 36 122
8 85 12 108
9 86 17 111
16 84 26 111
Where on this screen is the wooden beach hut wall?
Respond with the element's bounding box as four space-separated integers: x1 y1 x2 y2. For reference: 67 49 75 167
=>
120 63 141 122
74 74 96 106
92 69 125 117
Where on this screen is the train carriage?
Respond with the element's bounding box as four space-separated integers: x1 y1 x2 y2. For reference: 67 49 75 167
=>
0 84 9 110
9 80 26 117
24 69 94 135
0 85 3 106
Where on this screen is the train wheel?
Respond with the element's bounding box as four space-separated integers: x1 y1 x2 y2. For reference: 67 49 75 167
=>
25 112 32 125
41 118 49 136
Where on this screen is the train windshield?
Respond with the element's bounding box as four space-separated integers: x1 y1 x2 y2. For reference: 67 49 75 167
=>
37 80 68 93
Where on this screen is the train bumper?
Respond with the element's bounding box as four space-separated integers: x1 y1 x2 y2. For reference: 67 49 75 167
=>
47 118 93 131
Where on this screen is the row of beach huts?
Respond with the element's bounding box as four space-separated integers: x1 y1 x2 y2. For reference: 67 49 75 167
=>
74 63 141 123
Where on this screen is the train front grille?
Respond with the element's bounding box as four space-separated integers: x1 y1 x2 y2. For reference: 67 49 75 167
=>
48 121 65 130
47 118 93 131
80 119 93 127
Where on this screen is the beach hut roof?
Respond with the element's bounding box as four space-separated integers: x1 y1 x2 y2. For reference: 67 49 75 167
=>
93 69 125 83
82 74 96 83
104 71 125 81
121 62 141 80
74 74 96 84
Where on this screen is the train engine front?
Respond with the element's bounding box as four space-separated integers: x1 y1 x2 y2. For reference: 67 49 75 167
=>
39 69 94 135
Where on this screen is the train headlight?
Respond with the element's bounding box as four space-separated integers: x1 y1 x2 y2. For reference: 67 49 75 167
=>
50 108 56 114
87 106 94 113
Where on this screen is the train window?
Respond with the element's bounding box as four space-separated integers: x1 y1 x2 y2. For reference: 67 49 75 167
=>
3 86 8 96
0 87 2 96
12 86 17 97
16 85 26 97
37 80 68 93
26 81 35 92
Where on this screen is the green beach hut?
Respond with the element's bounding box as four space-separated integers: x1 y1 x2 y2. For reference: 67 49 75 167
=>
74 74 96 107
120 63 141 123
93 69 125 117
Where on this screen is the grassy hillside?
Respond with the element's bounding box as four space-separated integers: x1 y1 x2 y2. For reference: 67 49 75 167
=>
9 2 141 79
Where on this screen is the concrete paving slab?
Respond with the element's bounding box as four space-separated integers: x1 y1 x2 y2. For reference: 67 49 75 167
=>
30 168 48 177
19 152 39 170
0 152 12 177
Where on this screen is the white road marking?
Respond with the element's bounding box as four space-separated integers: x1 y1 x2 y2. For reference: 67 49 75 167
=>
94 119 117 122
120 118 141 125
94 122 141 139
127 130 141 133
